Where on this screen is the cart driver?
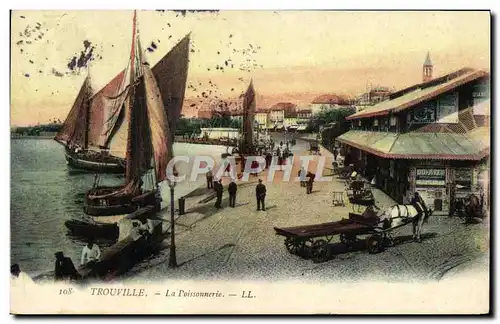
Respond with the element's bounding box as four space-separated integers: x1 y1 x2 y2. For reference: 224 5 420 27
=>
411 192 427 216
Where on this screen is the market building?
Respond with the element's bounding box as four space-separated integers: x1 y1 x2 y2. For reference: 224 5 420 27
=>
337 66 490 215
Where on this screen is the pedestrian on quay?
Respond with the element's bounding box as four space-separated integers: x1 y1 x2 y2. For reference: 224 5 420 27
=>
298 166 306 187
214 179 223 209
333 147 339 161
265 151 272 169
228 179 237 208
206 167 213 189
306 171 315 194
256 179 267 211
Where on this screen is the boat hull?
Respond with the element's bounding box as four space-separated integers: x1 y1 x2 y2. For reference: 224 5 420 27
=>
84 188 161 217
65 219 119 240
65 149 125 174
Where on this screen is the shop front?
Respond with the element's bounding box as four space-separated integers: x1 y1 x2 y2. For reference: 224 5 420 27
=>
410 167 448 214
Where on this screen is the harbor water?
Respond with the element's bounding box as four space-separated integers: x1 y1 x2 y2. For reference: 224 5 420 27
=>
10 138 228 277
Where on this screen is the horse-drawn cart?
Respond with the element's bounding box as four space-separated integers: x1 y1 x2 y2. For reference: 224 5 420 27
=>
273 207 416 263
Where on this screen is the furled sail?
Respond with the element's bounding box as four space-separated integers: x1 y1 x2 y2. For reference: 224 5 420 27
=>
241 80 256 154
54 76 92 148
152 33 190 138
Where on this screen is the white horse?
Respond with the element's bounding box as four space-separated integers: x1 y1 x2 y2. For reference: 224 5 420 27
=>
379 202 433 242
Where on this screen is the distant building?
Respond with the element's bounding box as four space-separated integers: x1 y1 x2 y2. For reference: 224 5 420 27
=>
284 110 298 129
311 94 350 115
229 111 244 123
199 128 240 140
197 110 214 119
269 102 297 129
255 109 269 129
355 86 393 110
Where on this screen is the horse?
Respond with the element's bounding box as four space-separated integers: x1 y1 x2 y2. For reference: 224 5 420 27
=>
379 202 433 243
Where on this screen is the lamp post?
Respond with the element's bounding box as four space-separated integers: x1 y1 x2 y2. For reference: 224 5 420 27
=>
168 179 177 268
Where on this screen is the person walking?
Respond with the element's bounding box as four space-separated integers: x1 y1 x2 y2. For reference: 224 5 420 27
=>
298 166 306 187
265 151 272 169
228 180 237 208
306 171 315 194
333 147 339 161
214 179 223 209
256 179 267 211
206 167 213 189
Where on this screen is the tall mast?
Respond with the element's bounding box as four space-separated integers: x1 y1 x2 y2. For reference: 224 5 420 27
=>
84 69 92 149
125 9 138 183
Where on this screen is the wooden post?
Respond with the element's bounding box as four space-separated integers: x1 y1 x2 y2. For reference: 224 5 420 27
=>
168 186 177 268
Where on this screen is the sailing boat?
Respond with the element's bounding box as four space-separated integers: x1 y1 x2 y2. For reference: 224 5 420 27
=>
239 79 256 155
83 11 189 217
54 73 126 173
56 18 189 174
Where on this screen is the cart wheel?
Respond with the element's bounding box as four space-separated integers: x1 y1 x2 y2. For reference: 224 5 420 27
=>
284 237 298 255
383 234 395 247
366 235 384 254
340 234 356 247
285 238 306 257
311 239 330 263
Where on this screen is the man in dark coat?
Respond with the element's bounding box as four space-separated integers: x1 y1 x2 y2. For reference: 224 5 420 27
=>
306 172 315 194
214 179 223 209
333 147 339 161
54 251 81 281
256 179 267 211
228 180 237 208
265 152 272 169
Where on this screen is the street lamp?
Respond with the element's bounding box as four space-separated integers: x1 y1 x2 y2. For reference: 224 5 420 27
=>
168 178 177 268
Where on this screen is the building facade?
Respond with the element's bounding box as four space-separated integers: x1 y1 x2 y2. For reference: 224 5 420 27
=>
311 94 350 115
337 67 490 215
255 109 269 129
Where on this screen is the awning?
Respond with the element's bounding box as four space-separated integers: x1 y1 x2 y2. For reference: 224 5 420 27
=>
337 128 490 160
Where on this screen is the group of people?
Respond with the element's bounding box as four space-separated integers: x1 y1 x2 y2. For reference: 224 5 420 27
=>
206 168 267 211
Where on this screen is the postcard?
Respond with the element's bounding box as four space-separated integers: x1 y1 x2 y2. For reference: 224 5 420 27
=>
10 9 490 314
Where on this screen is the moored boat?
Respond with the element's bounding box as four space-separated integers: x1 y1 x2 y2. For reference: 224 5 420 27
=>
83 11 189 218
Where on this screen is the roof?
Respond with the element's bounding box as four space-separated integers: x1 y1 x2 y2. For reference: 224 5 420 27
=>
312 94 348 105
337 128 490 160
270 102 297 111
424 52 432 66
346 68 489 120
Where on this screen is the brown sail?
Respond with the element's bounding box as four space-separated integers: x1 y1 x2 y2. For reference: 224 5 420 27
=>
87 70 127 150
152 33 190 139
54 76 92 148
241 80 256 154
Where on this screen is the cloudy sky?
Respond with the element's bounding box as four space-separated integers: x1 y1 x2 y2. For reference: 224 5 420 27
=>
11 10 490 126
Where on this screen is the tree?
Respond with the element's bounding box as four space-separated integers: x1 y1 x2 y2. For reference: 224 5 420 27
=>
307 107 356 133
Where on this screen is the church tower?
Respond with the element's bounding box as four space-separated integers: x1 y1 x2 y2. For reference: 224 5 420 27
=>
423 51 433 82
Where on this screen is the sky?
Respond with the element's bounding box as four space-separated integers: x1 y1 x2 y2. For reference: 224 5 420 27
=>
10 10 490 126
